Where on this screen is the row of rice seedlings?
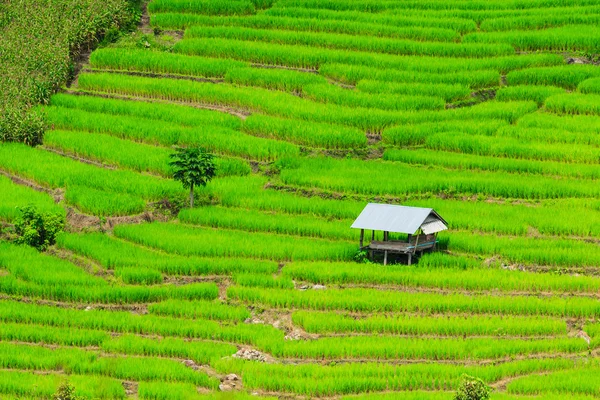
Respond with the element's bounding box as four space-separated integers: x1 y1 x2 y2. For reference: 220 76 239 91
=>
0 342 218 387
0 370 125 400
158 14 462 42
356 80 471 102
76 73 535 131
480 9 600 31
496 125 600 147
419 132 600 164
227 285 600 317
496 85 565 106
90 48 248 78
0 274 219 305
506 64 600 89
545 93 600 116
382 119 508 145
114 266 164 285
0 299 283 346
264 335 589 361
178 206 356 240
384 148 600 180
0 142 183 202
148 0 255 15
518 111 600 132
292 311 567 336
57 232 279 275
0 320 109 347
44 129 251 177
113 222 356 261
64 185 146 217
506 365 600 396
148 299 250 322
320 63 499 88
137 381 201 400
46 106 298 162
463 25 600 51
449 230 600 267
241 114 367 149
302 84 445 111
224 66 327 93
234 273 295 289
101 334 237 365
50 93 242 130
172 37 558 73
181 26 514 58
282 259 600 293
215 357 575 395
352 392 592 400
0 174 64 222
578 77 600 95
0 241 106 287
278 156 600 199
262 6 477 33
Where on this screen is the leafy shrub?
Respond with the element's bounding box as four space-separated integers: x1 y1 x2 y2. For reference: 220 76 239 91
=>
454 375 491 400
14 205 64 251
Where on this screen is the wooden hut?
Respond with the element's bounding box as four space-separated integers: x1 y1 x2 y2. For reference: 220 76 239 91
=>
351 203 448 265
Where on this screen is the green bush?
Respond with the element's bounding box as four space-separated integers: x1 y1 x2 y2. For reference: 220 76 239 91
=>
14 205 64 251
454 375 491 400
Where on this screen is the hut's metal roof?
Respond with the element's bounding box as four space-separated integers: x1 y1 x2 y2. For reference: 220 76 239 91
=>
351 203 448 235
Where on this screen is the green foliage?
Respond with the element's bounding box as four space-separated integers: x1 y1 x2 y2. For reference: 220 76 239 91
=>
169 146 216 207
14 205 64 251
454 375 491 400
52 382 82 400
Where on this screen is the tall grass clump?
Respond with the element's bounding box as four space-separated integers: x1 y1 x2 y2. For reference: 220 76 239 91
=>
506 65 600 89
356 80 471 102
148 299 250 322
578 77 600 95
545 93 600 116
496 85 565 106
225 67 327 92
148 0 255 15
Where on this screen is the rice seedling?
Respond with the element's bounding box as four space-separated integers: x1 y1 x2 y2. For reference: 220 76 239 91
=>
292 311 567 336
356 80 471 102
234 273 295 289
463 25 600 52
228 285 600 317
518 111 600 133
0 299 284 346
46 106 298 162
114 266 164 285
283 257 600 293
178 206 355 240
506 365 600 396
579 78 600 95
138 381 201 400
148 0 255 15
383 148 600 180
320 63 499 88
265 335 588 361
0 142 183 202
148 299 250 322
0 175 64 222
545 93 600 116
0 321 110 347
113 222 356 261
57 232 279 275
506 65 600 89
278 156 600 199
64 185 146 217
262 6 477 34
181 26 514 58
90 48 248 78
164 14 461 42
173 37 555 72
302 84 445 111
241 114 367 149
50 93 242 130
101 334 236 364
480 10 600 31
225 66 327 93
215 357 575 395
496 85 565 106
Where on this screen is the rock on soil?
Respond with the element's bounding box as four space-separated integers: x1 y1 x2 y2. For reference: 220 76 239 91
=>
232 349 267 362
219 373 241 391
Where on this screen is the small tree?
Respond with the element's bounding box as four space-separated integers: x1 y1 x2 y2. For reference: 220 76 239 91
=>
454 375 491 400
53 382 83 400
14 205 64 251
169 146 216 208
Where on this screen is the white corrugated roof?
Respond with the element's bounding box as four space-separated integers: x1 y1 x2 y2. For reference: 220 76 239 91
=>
351 203 447 234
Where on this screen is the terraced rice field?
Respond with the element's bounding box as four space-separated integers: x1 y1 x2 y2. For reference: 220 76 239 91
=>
2 0 600 398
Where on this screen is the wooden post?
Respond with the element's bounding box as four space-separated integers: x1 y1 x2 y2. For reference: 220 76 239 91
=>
407 252 412 266
384 250 388 265
412 230 420 265
359 229 364 249
371 230 375 241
